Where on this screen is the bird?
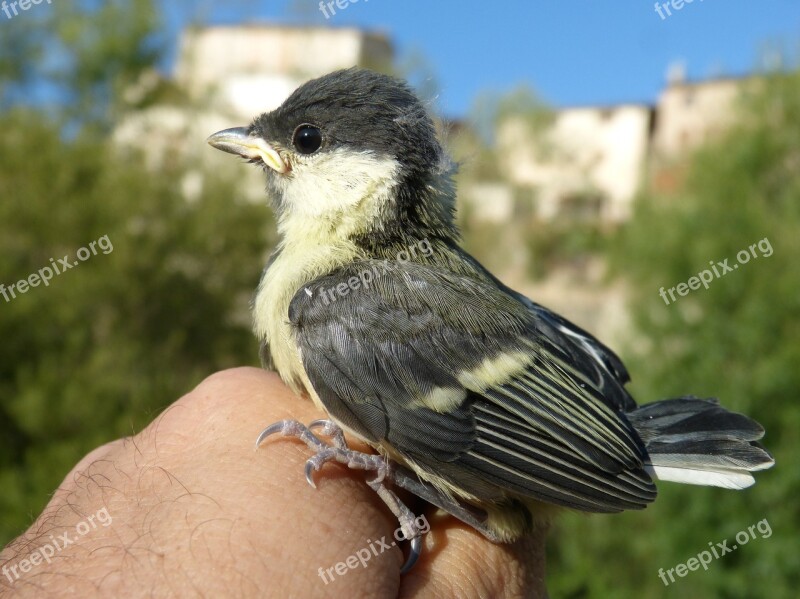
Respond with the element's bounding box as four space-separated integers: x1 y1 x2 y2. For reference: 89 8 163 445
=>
207 67 775 572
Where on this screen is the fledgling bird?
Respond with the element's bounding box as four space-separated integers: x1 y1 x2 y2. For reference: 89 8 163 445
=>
207 68 774 572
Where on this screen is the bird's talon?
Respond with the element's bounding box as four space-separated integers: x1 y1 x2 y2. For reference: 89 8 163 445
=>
305 472 317 488
304 459 320 488
254 420 290 448
400 535 423 574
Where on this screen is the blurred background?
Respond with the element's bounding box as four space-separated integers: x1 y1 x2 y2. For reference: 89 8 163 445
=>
1 1 798 596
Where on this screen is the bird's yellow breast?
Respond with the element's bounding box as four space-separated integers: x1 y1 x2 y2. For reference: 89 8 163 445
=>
253 226 363 393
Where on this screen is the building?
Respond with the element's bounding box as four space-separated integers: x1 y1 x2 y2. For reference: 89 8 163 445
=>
496 105 653 222
175 24 393 120
652 74 749 159
481 67 754 223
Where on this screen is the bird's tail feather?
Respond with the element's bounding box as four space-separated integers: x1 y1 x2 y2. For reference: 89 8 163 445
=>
627 396 774 490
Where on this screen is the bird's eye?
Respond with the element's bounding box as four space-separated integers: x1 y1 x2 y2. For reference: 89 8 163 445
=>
293 124 323 154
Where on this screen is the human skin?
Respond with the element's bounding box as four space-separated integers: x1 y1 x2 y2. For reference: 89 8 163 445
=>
0 367 547 598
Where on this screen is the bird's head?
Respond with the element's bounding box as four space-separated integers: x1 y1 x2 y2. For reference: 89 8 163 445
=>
208 68 457 243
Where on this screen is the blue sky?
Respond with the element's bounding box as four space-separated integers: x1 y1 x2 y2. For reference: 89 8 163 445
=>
165 0 800 117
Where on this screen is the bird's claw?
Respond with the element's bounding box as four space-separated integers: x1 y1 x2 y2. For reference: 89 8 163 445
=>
254 420 290 448
256 418 428 573
401 536 423 574
304 447 338 488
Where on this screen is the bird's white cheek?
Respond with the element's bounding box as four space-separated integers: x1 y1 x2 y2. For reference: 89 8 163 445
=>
276 148 401 219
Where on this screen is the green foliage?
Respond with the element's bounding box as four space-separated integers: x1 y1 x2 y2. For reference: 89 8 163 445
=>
547 73 800 598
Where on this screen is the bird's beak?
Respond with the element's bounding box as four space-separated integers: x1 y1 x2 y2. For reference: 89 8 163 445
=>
206 127 288 174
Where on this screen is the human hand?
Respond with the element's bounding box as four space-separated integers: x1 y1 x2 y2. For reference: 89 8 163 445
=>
0 367 547 598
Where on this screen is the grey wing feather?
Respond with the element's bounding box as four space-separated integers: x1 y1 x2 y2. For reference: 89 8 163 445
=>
288 260 656 512
527 301 632 386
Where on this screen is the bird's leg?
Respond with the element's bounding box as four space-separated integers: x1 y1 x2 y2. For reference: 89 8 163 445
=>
388 466 506 544
256 419 426 573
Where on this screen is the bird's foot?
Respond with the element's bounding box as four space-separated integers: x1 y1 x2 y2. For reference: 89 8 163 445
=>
256 418 426 573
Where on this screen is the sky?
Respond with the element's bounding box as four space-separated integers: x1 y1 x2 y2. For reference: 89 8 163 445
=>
164 0 800 117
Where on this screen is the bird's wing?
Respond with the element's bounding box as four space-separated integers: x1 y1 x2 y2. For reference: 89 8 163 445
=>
288 260 656 512
524 300 633 402
458 249 633 392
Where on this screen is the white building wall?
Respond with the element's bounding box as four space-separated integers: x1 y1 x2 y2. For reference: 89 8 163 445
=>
652 78 744 157
497 105 652 221
175 25 392 119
